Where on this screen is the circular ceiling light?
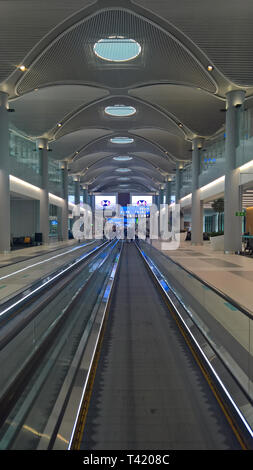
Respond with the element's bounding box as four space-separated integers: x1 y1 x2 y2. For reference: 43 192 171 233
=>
105 105 136 117
113 156 133 161
116 168 131 173
94 37 141 62
110 137 134 144
18 64 28 72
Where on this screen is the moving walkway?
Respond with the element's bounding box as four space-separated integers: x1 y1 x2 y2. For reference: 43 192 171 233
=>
0 240 252 450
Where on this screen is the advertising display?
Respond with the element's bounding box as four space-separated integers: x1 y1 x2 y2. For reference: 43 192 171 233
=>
131 195 153 207
95 195 117 210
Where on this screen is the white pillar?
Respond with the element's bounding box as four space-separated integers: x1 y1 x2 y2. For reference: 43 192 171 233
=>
37 138 49 245
74 176 80 219
74 178 80 207
165 179 172 205
0 92 10 253
175 162 182 204
224 90 245 253
159 186 164 207
191 137 204 245
82 185 88 205
90 194 95 212
154 192 159 207
61 161 69 241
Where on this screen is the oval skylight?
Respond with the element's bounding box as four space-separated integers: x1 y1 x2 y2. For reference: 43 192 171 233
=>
110 137 134 144
105 105 136 117
118 177 130 181
94 37 141 62
116 168 131 173
113 156 133 161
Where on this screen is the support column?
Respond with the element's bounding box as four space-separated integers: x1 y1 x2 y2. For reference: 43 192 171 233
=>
0 92 10 253
37 138 49 245
165 179 172 205
74 176 81 219
74 176 80 206
191 137 204 245
159 186 164 207
90 194 95 212
89 193 95 238
82 185 88 206
175 162 182 203
224 90 245 253
57 206 63 242
154 192 159 207
61 161 69 241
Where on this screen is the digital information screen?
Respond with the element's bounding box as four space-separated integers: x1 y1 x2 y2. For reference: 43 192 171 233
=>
95 195 117 210
131 195 153 207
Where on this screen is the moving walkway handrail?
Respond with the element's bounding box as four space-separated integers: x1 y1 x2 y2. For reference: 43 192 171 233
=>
138 240 253 399
0 239 119 436
144 240 253 320
135 241 253 448
0 240 109 327
53 241 123 450
0 240 112 350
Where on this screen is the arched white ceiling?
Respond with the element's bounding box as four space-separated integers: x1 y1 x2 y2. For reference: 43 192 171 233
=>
1 0 253 193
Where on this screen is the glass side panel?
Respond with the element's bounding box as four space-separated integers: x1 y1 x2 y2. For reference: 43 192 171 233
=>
48 157 63 198
0 240 119 450
9 130 41 187
139 240 253 401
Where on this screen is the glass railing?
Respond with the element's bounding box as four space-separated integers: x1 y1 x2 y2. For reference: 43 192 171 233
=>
9 129 67 199
68 179 75 202
200 136 225 173
198 134 226 187
138 240 253 402
48 157 63 198
179 164 192 199
236 106 253 168
9 129 41 187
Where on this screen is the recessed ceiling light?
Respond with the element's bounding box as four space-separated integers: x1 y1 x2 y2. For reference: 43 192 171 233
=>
18 65 27 72
57 123 62 127
110 137 134 144
113 156 133 161
178 123 183 128
207 65 214 71
105 105 136 117
116 168 131 173
94 37 141 62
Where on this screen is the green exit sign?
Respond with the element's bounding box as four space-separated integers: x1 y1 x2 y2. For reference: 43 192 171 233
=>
235 211 246 216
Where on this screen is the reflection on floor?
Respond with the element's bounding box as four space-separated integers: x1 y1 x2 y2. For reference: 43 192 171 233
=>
0 239 76 267
0 239 82 304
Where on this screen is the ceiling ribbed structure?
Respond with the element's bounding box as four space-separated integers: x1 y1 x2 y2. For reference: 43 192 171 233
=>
1 0 253 194
133 0 253 87
0 0 96 84
15 8 216 94
10 85 109 138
